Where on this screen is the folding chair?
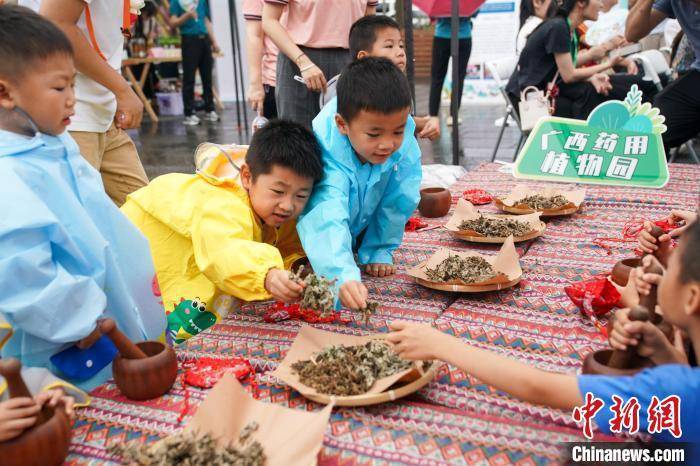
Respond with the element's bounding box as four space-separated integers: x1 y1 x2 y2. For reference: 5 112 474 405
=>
486 57 526 162
630 49 672 91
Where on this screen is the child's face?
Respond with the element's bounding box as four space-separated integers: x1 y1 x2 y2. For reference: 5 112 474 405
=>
0 54 75 135
358 27 406 72
334 107 411 165
241 164 314 228
658 237 700 328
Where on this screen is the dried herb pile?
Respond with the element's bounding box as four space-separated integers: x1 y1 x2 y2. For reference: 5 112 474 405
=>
424 255 497 283
515 194 569 210
458 215 532 237
291 340 411 396
109 424 265 465
289 266 336 316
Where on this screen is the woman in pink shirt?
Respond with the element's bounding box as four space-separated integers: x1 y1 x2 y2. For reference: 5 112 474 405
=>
262 0 377 128
244 0 279 119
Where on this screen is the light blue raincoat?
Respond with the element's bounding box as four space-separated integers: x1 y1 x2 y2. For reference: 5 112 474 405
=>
0 129 165 390
297 99 422 290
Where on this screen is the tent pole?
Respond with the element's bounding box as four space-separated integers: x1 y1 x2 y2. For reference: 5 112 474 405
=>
450 0 461 165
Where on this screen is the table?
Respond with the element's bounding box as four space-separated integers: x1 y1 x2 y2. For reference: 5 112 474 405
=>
122 56 224 124
65 163 700 465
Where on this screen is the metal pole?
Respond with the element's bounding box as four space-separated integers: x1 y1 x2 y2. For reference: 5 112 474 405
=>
450 0 460 165
403 0 416 109
230 0 249 134
227 0 242 131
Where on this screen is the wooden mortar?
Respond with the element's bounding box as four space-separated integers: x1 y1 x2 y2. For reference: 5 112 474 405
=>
610 225 666 287
100 319 178 400
418 187 451 218
582 306 652 375
0 359 72 466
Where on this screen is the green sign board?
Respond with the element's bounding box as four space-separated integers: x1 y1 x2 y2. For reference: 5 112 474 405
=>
513 85 669 189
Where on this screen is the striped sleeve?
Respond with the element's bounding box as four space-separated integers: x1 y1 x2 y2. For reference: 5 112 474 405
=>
243 0 263 20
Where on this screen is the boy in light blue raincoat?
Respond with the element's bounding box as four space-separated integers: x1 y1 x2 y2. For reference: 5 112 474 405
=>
297 57 421 310
0 6 165 390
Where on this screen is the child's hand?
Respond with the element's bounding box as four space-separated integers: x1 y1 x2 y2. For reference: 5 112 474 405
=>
621 319 687 365
418 116 441 140
0 397 41 441
339 280 368 310
365 263 396 278
633 255 664 298
387 321 446 360
265 268 305 303
35 389 76 420
77 326 102 349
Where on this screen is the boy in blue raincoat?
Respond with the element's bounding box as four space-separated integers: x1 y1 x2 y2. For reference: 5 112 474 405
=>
297 57 421 310
0 6 165 390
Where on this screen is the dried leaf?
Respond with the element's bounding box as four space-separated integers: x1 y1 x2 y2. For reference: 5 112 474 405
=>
424 255 496 283
458 215 531 237
515 194 568 210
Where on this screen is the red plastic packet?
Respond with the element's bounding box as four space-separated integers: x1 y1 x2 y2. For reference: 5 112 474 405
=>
565 277 621 317
184 357 253 389
462 189 493 205
405 217 428 232
263 302 350 324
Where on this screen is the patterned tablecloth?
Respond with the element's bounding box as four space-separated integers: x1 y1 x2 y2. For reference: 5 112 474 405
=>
65 163 699 466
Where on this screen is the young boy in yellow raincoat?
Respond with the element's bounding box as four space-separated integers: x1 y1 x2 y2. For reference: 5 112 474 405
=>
121 120 324 343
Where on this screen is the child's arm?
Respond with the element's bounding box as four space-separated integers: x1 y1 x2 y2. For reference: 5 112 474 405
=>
357 136 422 274
388 322 583 411
191 196 302 303
297 167 364 302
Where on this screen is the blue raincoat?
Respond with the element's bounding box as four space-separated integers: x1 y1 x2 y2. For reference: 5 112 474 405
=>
297 98 422 289
0 129 165 390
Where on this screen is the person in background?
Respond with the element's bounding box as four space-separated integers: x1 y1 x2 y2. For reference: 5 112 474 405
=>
629 0 668 50
517 0 557 55
24 0 149 207
506 0 625 120
627 0 700 151
428 14 477 127
323 15 440 141
170 0 220 126
262 0 376 129
244 0 279 119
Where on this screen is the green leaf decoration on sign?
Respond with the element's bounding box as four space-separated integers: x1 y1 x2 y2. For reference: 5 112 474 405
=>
622 115 653 133
624 84 643 113
588 101 631 129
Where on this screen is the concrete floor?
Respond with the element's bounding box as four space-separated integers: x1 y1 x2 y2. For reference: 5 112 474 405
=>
131 78 696 179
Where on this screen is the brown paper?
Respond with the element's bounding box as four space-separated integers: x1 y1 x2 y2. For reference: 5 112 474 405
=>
445 198 543 236
272 326 418 399
187 374 332 466
499 184 586 208
406 236 522 286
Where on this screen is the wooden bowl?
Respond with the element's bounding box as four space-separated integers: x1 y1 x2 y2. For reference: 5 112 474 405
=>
495 198 580 217
450 221 546 244
581 350 652 376
418 187 451 218
112 341 178 400
0 405 71 466
611 258 642 287
302 362 440 407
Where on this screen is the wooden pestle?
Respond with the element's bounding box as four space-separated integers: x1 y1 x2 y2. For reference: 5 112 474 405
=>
648 224 671 261
607 305 650 369
0 358 51 425
99 318 148 359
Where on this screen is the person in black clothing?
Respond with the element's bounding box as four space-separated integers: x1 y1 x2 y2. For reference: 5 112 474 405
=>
507 0 628 120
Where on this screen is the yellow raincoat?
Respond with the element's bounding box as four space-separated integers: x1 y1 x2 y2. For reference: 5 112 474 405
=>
121 146 305 343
